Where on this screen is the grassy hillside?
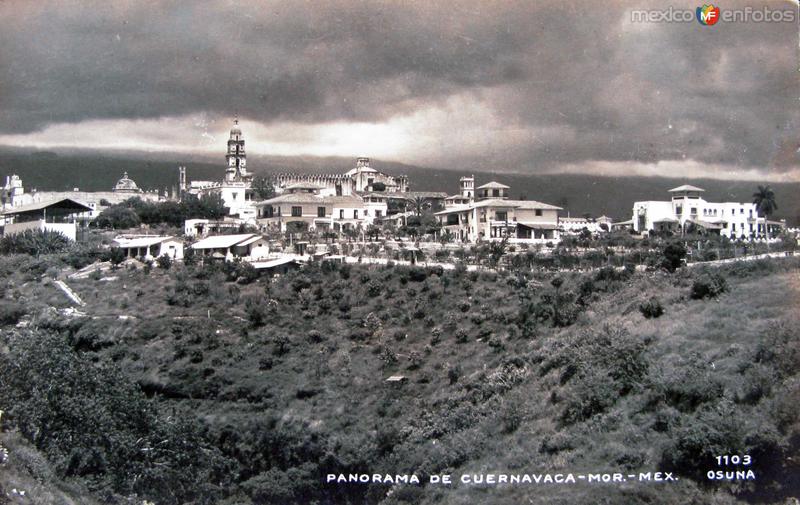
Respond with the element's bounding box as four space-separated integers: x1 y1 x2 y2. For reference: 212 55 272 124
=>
2 149 798 224
0 251 798 504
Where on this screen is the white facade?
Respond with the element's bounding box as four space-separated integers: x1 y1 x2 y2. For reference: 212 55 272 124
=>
255 185 370 233
184 218 246 237
559 216 612 235
632 185 776 239
3 220 78 241
191 233 269 261
361 193 389 224
113 235 184 260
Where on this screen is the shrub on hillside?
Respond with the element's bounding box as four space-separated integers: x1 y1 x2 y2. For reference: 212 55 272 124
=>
235 261 259 284
639 296 664 318
654 355 724 412
561 369 621 425
64 243 100 269
0 302 26 326
0 331 234 504
156 253 172 270
662 399 782 478
690 271 728 299
555 326 651 424
245 296 271 327
753 321 800 379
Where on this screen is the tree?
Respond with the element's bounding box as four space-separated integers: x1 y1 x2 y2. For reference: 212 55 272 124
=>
488 235 509 267
251 175 276 201
409 195 429 216
752 185 778 244
365 224 381 241
661 242 686 272
95 205 141 229
108 247 126 269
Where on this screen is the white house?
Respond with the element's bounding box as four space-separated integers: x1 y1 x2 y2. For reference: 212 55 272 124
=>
632 185 783 239
435 198 561 243
559 216 613 235
254 183 368 233
113 235 184 260
184 218 247 237
191 233 269 261
1 198 94 241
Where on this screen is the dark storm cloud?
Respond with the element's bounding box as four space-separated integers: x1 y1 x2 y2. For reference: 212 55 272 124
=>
0 0 796 173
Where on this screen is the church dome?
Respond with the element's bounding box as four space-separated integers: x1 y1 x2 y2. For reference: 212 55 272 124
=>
113 172 141 193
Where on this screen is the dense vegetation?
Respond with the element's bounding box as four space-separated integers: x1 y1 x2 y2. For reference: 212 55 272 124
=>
94 194 228 229
0 246 798 504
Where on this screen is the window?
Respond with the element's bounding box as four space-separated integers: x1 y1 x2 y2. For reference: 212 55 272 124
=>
731 223 736 231
690 207 697 215
354 210 359 219
364 209 369 216
291 206 302 217
339 209 344 219
492 189 500 197
496 211 507 221
535 209 542 216
676 205 682 215
317 207 326 217
376 210 382 217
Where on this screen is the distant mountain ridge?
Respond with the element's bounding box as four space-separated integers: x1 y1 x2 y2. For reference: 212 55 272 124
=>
1 149 797 224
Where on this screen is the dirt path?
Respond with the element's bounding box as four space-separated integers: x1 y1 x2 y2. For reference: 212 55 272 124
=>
53 280 85 306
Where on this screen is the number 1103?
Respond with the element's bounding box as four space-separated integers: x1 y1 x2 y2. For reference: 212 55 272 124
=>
716 455 751 466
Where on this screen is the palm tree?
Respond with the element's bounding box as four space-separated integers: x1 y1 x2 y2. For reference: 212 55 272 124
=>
752 185 778 245
408 195 428 216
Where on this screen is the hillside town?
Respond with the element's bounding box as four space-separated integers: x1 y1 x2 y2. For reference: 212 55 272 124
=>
1 2 799 504
0 119 790 269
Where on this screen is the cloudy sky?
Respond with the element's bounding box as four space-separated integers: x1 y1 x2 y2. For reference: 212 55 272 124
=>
0 0 797 180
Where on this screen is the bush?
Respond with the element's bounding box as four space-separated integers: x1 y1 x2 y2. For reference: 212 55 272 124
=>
0 229 71 256
0 331 234 504
661 243 686 272
561 369 621 425
0 302 27 325
156 254 173 270
447 364 462 384
690 271 728 299
245 296 271 327
639 296 664 318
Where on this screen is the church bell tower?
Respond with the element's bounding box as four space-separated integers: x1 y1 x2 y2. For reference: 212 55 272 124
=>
225 117 249 183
